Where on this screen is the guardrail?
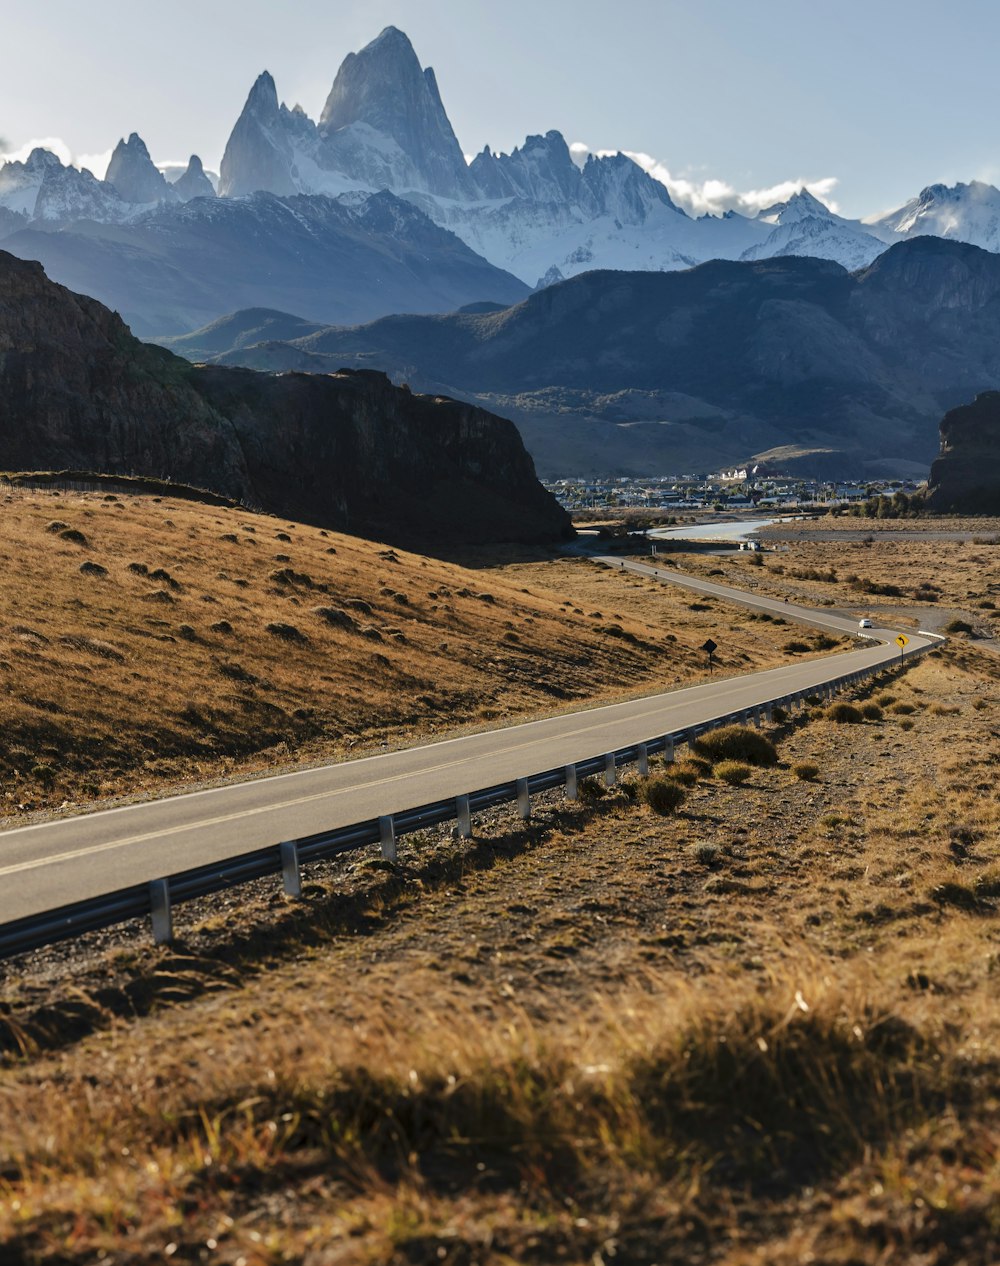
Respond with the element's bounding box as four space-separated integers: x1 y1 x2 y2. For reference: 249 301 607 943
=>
0 641 938 961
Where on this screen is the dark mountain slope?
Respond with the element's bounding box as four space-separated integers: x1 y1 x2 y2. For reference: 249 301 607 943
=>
2 190 529 337
0 251 567 544
196 238 1000 477
926 392 1000 513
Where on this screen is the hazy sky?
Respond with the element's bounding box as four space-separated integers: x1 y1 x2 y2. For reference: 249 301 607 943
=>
2 0 998 218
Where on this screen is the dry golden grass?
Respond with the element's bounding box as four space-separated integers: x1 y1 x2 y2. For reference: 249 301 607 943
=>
1 633 998 1263
667 530 1000 633
0 491 798 821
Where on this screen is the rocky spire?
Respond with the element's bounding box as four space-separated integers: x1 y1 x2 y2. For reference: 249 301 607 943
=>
173 154 217 201
218 71 301 198
105 133 175 204
319 27 474 198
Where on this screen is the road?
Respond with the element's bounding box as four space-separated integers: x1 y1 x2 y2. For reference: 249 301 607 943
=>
0 560 936 926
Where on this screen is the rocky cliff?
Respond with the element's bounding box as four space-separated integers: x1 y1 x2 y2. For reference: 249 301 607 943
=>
926 393 1000 513
0 251 569 544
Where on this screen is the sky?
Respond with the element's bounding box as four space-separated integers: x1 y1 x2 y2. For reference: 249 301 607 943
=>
2 0 999 220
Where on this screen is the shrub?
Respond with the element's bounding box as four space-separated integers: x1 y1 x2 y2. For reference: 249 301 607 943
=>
943 619 973 635
693 726 777 767
692 841 721 865
792 762 820 781
665 764 700 787
59 527 88 545
265 622 309 643
974 868 1000 899
890 702 915 715
313 606 357 631
876 693 897 707
210 620 234 635
784 640 811 654
771 705 789 723
861 703 883 721
898 718 915 731
827 702 863 724
79 561 108 577
643 776 686 815
578 775 606 801
715 760 752 785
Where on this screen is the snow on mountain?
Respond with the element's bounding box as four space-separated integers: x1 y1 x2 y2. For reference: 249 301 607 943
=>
0 147 127 222
871 180 1000 253
741 190 886 269
214 27 895 283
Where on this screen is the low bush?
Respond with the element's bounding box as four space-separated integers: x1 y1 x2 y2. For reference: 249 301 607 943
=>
943 619 973 635
692 841 721 865
665 764 700 787
694 726 777 767
784 640 811 654
578 775 607 801
643 776 686 815
792 762 820 781
715 760 752 785
890 702 915 715
876 693 897 707
898 718 915 731
861 703 883 721
827 702 863 724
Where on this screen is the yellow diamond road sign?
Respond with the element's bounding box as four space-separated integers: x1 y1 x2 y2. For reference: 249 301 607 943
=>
895 634 910 649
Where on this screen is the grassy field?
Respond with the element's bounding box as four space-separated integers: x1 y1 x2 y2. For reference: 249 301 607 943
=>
657 531 1000 636
0 490 805 824
1 505 998 1263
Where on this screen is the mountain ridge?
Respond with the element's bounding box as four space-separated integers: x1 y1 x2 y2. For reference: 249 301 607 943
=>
170 237 1000 479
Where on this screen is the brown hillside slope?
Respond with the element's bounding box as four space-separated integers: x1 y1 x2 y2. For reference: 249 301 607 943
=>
0 489 801 821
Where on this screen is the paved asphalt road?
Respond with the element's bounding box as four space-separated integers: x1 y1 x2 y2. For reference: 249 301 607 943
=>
0 558 937 925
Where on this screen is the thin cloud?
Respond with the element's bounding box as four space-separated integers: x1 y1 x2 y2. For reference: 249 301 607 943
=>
571 141 840 217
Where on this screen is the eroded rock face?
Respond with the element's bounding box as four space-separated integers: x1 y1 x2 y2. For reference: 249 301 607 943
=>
0 251 569 543
926 392 1000 513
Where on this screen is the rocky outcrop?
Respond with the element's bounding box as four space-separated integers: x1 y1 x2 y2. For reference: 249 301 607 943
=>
105 133 176 204
0 251 569 544
172 155 216 202
926 393 1000 513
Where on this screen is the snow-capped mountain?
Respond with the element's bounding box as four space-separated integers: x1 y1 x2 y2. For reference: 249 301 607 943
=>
9 23 1000 302
0 147 126 224
212 26 902 283
740 189 885 269
871 180 1000 253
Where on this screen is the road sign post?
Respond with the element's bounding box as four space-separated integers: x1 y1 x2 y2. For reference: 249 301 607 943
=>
895 633 910 663
701 638 718 672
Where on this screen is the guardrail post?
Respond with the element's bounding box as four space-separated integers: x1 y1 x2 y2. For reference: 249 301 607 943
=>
637 742 649 776
663 734 674 763
752 708 761 728
280 840 302 897
149 878 172 946
516 777 531 820
565 764 577 800
456 794 472 838
604 752 617 787
764 703 773 724
379 814 397 862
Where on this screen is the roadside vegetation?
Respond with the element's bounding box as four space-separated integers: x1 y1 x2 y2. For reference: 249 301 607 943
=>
0 632 998 1263
0 490 800 823
1 510 999 1262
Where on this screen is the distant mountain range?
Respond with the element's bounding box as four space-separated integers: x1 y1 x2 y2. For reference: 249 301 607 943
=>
160 237 1000 480
5 26 1000 335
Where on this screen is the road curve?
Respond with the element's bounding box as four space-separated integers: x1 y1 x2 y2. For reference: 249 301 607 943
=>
0 561 938 925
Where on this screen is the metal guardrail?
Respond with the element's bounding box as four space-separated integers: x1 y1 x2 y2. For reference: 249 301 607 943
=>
0 642 938 961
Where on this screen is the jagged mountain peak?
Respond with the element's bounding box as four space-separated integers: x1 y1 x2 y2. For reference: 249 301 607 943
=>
173 154 217 202
757 188 834 224
106 132 175 204
318 26 474 198
246 70 281 117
